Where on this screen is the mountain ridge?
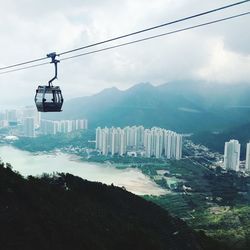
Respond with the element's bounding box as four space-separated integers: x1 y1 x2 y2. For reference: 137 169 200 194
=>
43 81 250 132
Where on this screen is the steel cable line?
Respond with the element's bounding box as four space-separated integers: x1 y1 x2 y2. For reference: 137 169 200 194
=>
58 0 250 57
0 56 48 71
59 11 250 62
0 10 248 75
0 0 249 71
0 62 50 75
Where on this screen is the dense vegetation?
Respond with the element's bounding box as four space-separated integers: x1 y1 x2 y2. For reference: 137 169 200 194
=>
1 124 250 249
84 154 166 164
190 205 250 250
143 160 250 250
0 162 229 250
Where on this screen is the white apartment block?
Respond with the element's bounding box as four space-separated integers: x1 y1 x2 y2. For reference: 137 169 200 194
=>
224 139 240 171
5 109 18 123
40 119 88 135
96 126 182 160
22 106 41 128
246 142 250 172
23 117 35 138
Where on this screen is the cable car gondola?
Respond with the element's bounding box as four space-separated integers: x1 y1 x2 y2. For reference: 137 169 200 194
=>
35 53 63 112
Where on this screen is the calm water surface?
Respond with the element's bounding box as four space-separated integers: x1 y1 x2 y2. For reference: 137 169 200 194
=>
0 145 166 196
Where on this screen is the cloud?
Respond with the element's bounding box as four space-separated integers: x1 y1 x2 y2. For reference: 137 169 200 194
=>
196 38 250 83
0 0 249 107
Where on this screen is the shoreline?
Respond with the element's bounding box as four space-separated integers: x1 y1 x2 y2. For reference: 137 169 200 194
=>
0 144 167 196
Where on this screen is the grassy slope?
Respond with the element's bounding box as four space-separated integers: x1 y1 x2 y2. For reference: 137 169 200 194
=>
143 160 250 250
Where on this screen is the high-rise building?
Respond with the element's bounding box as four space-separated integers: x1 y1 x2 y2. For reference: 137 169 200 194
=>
96 127 102 149
224 140 240 171
0 112 5 121
111 129 120 156
119 130 127 156
154 132 163 158
40 119 88 135
40 120 58 135
6 110 18 125
175 134 182 160
23 117 35 137
22 106 41 128
144 129 152 157
136 126 145 149
0 120 8 128
101 128 110 156
96 126 182 160
60 120 73 133
164 131 171 159
163 130 183 160
79 119 88 130
245 142 250 172
149 127 164 159
71 119 88 131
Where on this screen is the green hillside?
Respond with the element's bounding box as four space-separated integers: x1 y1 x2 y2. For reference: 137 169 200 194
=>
0 162 229 250
192 122 250 159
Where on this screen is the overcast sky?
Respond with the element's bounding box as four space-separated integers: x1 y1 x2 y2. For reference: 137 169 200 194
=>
0 0 249 107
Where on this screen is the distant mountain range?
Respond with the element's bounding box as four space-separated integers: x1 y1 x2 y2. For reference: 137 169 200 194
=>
0 163 228 250
44 81 250 133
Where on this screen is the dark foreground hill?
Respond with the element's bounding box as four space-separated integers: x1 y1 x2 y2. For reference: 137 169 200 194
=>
0 163 229 250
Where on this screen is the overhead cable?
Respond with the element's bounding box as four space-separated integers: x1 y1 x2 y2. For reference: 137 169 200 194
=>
0 62 50 75
1 11 248 75
60 12 250 62
58 0 250 56
0 0 249 71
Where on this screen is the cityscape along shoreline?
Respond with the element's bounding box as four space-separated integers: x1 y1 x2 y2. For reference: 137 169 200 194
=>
1 106 250 174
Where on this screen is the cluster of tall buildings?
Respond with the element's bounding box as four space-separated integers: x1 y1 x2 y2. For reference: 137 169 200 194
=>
0 106 41 128
0 106 88 137
40 119 88 135
0 106 41 137
224 139 250 172
96 126 182 159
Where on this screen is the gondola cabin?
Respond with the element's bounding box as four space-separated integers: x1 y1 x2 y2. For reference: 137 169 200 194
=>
35 85 63 112
35 52 63 112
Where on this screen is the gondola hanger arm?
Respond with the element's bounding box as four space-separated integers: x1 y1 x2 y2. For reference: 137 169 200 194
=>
47 52 60 87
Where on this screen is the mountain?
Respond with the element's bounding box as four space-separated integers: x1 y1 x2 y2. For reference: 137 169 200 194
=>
43 81 250 133
192 122 250 159
0 163 229 250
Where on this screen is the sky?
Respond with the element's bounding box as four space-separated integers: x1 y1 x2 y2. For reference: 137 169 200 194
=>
0 0 249 107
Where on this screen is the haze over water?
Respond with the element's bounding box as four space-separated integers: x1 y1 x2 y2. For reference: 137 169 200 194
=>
0 145 166 196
